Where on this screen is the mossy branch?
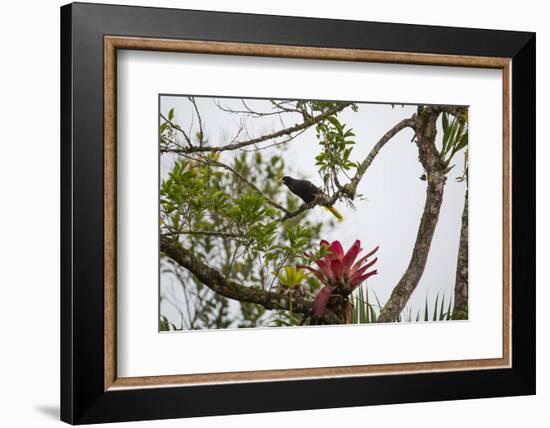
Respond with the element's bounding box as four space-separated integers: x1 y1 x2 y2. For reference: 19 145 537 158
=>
160 236 344 325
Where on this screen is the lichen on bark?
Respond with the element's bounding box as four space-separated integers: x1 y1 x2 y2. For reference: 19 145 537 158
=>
452 189 469 319
377 107 449 323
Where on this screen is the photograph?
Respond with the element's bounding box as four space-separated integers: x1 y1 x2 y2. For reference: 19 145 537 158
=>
159 96 469 330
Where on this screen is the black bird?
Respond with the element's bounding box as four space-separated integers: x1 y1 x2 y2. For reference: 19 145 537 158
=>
281 176 343 221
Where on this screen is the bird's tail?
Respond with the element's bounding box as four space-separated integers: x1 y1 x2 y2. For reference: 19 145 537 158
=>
324 206 344 222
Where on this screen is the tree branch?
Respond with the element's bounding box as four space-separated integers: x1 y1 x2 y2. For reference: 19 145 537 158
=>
188 97 205 146
160 236 343 324
377 107 447 322
348 117 415 193
452 188 468 319
377 173 446 322
163 230 245 239
279 193 339 222
215 98 300 117
162 102 352 154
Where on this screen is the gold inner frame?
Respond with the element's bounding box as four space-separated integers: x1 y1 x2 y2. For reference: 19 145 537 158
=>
104 35 512 391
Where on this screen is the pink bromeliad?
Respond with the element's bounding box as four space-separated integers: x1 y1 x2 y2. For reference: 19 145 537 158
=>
299 240 379 317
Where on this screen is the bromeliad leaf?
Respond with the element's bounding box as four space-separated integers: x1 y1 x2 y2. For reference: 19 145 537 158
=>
273 266 310 289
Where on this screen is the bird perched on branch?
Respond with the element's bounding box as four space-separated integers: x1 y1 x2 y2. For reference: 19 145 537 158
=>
281 176 343 221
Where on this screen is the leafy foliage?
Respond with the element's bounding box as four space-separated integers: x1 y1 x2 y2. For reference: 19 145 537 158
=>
159 105 328 328
314 111 359 195
159 315 180 332
350 288 455 323
273 266 310 289
439 111 468 173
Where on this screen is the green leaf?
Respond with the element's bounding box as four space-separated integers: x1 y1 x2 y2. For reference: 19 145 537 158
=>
424 297 429 322
432 293 439 321
442 117 459 156
442 112 449 134
449 132 468 159
359 287 367 323
446 294 453 321
439 294 445 321
326 116 343 133
369 304 376 324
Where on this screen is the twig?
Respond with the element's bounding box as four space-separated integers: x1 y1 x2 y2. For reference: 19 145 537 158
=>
215 98 295 117
348 117 416 191
187 154 291 215
160 113 192 147
163 230 245 239
239 128 308 152
188 97 205 147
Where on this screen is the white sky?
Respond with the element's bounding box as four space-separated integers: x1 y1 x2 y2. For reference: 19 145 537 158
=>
160 96 467 325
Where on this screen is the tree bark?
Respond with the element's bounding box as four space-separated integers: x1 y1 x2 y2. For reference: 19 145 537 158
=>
452 189 469 319
377 108 447 322
377 173 446 322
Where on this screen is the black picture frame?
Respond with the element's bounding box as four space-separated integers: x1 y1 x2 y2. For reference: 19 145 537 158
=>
61 2 535 424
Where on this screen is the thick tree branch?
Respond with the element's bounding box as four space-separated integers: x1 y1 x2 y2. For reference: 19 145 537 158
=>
452 188 469 319
162 102 352 154
160 236 343 324
377 173 446 322
377 107 447 322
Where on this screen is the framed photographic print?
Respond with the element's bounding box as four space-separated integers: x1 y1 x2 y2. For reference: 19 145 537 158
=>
60 2 536 424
